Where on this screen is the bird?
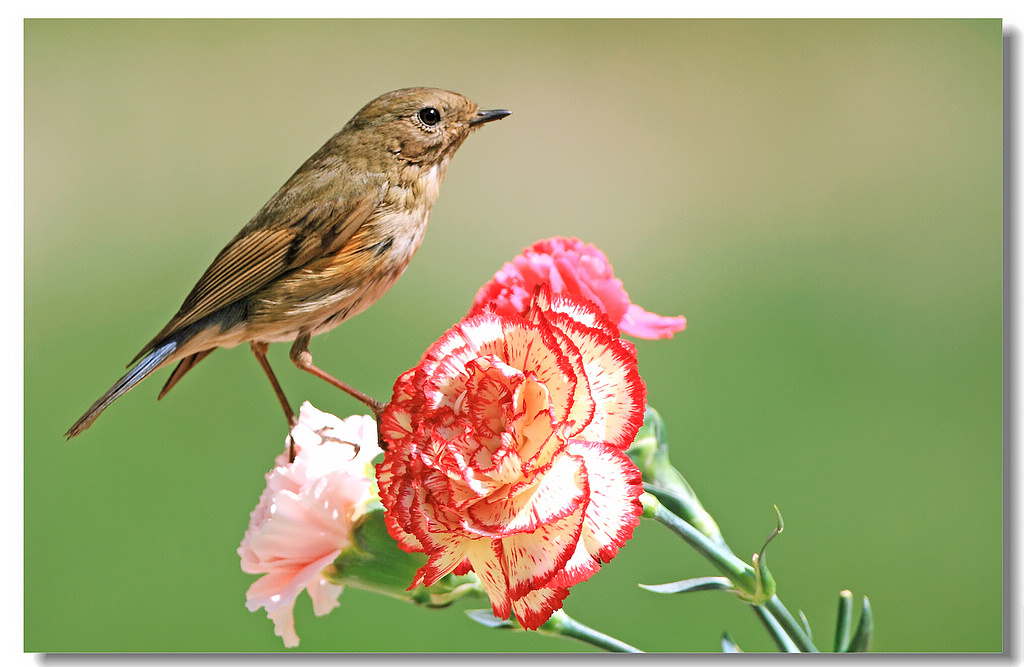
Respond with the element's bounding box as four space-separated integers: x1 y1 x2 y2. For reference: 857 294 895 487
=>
66 87 510 440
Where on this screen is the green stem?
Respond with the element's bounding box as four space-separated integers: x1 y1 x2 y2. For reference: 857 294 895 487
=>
539 610 642 653
630 407 727 546
762 595 818 652
751 604 799 652
646 494 758 593
645 494 819 653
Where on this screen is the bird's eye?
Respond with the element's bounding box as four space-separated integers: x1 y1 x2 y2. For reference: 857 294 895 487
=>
417 106 442 127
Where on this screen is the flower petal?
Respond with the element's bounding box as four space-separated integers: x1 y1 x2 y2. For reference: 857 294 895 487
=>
464 537 512 619
413 525 473 588
511 586 571 631
620 303 687 339
467 448 587 534
267 599 301 648
308 578 346 617
469 236 686 340
569 440 644 562
243 551 341 613
502 504 586 600
544 534 601 589
532 288 646 448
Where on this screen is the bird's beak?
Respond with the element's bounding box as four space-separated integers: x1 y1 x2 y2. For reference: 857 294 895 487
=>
469 108 512 126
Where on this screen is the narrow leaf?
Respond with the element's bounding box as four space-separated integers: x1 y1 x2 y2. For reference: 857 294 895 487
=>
833 589 853 652
846 596 873 652
721 632 743 653
639 576 733 594
750 505 784 602
465 608 516 629
799 610 813 641
762 505 784 552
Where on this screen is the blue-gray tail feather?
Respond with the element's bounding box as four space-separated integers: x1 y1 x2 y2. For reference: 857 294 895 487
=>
65 341 178 439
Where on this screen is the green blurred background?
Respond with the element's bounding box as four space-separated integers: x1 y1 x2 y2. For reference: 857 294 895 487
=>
24 19 1002 652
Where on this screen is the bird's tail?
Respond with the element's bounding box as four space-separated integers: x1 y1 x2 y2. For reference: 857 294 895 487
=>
65 341 178 439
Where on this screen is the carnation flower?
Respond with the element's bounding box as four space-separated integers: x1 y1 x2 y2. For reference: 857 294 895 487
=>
468 236 686 340
238 403 381 647
377 285 646 629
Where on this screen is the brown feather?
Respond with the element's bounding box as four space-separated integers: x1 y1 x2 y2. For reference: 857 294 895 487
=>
157 349 214 399
130 189 380 365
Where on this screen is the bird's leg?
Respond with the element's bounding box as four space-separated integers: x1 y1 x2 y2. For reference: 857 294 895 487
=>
289 333 388 448
250 341 298 461
289 333 386 416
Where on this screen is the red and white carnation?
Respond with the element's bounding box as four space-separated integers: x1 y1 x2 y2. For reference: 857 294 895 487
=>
377 285 646 629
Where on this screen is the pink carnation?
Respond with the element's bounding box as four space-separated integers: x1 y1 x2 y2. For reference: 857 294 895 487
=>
468 236 686 340
238 403 381 647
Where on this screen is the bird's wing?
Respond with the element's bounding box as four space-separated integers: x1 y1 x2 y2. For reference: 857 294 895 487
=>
130 186 380 364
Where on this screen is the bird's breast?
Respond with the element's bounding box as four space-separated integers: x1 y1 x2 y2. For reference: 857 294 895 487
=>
245 163 447 341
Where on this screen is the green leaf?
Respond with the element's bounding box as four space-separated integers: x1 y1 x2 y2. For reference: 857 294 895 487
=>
846 596 873 652
762 595 819 652
721 632 743 653
465 609 516 629
466 609 643 652
764 504 785 547
749 505 784 603
833 589 854 652
328 508 427 602
639 576 733 594
799 610 812 642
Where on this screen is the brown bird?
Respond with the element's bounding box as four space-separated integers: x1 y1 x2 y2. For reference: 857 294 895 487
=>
66 87 510 439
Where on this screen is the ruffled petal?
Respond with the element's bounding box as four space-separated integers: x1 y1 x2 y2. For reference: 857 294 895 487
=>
569 440 644 562
467 450 587 534
378 280 646 630
238 405 378 647
267 599 301 649
532 288 647 448
465 538 512 619
511 587 571 631
502 504 587 599
244 550 341 614
468 236 686 341
619 303 687 339
308 577 346 617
